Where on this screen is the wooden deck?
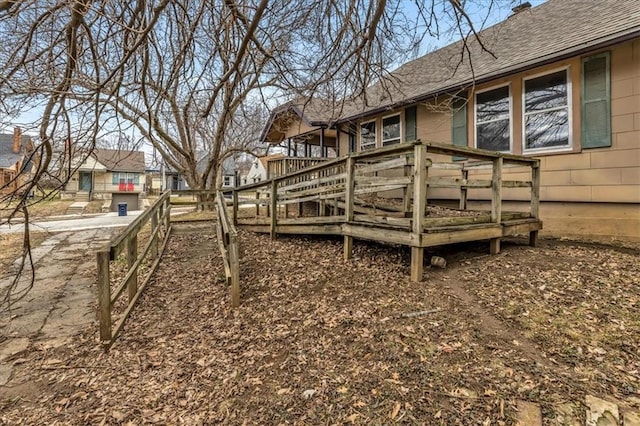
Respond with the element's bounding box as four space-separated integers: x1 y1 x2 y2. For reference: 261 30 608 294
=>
227 141 542 281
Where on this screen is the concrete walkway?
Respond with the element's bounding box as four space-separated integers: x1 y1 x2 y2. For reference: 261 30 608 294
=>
0 210 143 234
0 228 118 386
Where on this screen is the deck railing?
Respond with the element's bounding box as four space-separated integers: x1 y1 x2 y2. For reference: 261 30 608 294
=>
266 157 329 179
231 140 541 281
97 191 171 348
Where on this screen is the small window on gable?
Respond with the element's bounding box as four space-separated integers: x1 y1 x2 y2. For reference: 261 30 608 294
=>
523 69 571 152
382 114 401 146
360 120 376 150
475 85 511 152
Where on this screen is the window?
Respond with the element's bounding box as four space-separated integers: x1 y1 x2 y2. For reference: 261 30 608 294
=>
475 85 511 152
582 52 611 148
360 120 376 150
112 172 140 185
223 176 231 186
382 114 401 146
451 96 468 160
523 69 570 151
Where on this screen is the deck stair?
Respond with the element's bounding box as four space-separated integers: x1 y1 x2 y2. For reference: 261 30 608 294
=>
226 140 542 282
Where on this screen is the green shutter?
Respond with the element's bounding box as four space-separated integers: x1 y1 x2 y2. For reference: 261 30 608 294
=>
404 105 417 142
452 96 468 161
112 173 118 185
582 52 611 148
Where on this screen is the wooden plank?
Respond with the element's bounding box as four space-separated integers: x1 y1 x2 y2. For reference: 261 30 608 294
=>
426 177 492 188
127 235 138 303
279 182 345 199
270 181 277 239
279 190 346 205
279 216 345 225
354 184 407 195
97 250 111 346
344 156 355 260
229 234 240 308
277 224 343 235
342 223 416 246
459 170 469 210
502 180 532 188
354 175 412 185
422 225 502 247
232 190 238 226
150 210 158 260
429 162 464 170
424 141 538 166
491 158 503 223
278 172 346 192
531 162 541 219
411 144 428 282
423 214 492 229
403 162 412 217
357 157 408 174
354 214 411 228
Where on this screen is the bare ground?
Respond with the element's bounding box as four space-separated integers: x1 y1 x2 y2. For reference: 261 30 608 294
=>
0 222 638 425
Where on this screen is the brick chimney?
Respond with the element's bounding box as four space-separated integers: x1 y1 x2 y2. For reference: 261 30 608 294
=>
12 127 22 154
511 2 532 15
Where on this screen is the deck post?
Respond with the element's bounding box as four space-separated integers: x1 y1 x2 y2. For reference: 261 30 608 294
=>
459 169 469 210
343 156 355 260
411 143 428 282
127 234 138 302
151 210 158 260
403 156 412 218
270 179 278 239
529 160 541 247
97 250 111 346
490 157 503 255
232 190 238 226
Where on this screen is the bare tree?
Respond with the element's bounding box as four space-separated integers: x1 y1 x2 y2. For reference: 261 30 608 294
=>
1 0 508 307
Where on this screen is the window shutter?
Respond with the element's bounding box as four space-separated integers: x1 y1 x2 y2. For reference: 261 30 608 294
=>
112 173 118 185
582 52 611 148
452 96 468 161
404 105 417 142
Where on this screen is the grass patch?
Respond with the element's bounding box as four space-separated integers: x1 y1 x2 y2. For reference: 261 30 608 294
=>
0 199 74 220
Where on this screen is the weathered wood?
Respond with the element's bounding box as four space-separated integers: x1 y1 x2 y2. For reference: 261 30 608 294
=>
459 170 469 210
232 190 238 226
411 144 428 282
354 214 411 228
531 161 541 219
229 234 240 308
355 175 412 185
342 223 417 246
490 237 501 255
403 162 412 218
278 172 346 193
424 141 538 166
429 162 464 170
344 157 356 260
426 177 492 188
422 225 502 247
127 235 138 302
97 250 111 346
490 157 503 255
279 216 345 225
270 181 277 239
357 157 408 174
150 210 158 260
354 184 408 195
502 180 532 188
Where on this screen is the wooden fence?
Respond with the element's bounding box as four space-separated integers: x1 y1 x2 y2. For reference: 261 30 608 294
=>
215 191 240 308
97 191 171 348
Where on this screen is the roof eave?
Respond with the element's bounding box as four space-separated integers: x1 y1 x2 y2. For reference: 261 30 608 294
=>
336 28 640 124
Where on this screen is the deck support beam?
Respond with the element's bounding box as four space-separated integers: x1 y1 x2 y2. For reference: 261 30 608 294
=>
530 161 541 247
410 144 428 282
270 181 277 239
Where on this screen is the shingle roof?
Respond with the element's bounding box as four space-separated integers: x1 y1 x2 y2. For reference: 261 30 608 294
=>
0 133 30 168
93 149 145 173
339 0 640 121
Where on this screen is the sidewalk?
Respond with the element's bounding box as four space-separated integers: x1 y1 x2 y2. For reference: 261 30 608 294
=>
0 228 118 386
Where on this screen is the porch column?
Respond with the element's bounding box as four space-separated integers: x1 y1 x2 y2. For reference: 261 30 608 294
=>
304 141 309 157
320 128 325 158
287 138 291 156
336 127 340 157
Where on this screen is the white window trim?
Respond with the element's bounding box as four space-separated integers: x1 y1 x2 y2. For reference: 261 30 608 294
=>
381 113 402 146
359 119 377 151
521 66 573 154
474 83 513 153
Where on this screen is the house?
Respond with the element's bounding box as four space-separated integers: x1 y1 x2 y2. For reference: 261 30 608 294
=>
242 154 284 185
260 0 640 242
0 128 36 196
64 148 146 211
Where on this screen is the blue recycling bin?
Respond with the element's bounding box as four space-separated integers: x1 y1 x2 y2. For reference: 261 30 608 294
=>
118 203 128 216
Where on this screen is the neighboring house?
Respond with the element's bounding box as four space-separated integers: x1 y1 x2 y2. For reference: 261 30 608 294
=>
65 148 146 211
0 128 36 196
261 0 640 242
243 154 284 184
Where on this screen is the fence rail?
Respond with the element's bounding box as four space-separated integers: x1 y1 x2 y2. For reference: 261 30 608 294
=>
97 191 171 348
215 191 240 307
